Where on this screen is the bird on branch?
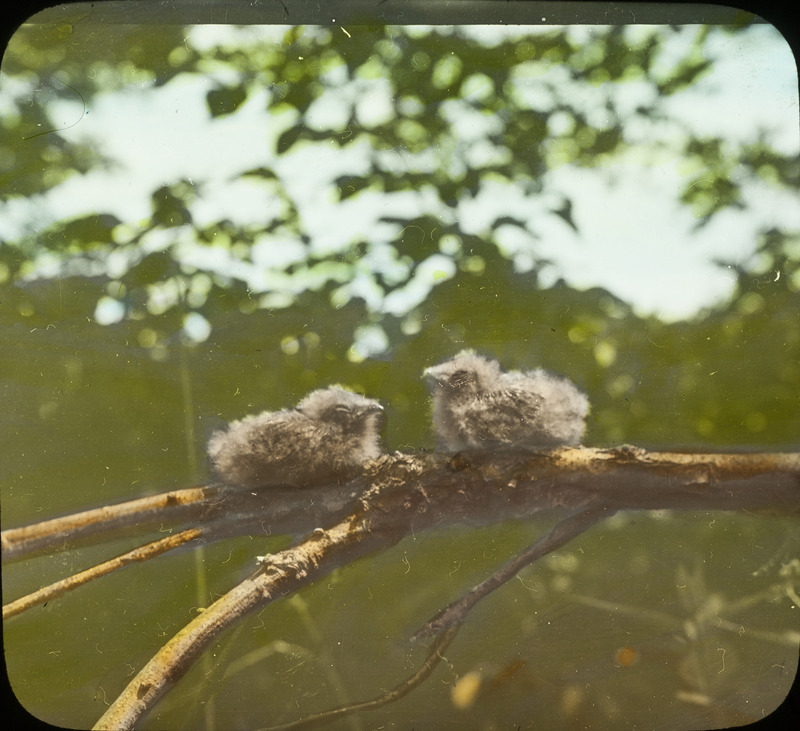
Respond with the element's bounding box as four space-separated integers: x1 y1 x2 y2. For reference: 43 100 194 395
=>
424 350 589 451
207 386 384 488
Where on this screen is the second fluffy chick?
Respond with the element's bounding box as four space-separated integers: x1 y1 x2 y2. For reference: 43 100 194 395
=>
424 351 588 451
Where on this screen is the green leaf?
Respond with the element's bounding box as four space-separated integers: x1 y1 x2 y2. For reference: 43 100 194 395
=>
125 252 175 286
50 213 121 251
334 174 372 200
151 184 193 228
206 85 248 118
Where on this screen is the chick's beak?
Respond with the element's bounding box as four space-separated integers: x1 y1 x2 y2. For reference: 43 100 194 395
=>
422 365 443 382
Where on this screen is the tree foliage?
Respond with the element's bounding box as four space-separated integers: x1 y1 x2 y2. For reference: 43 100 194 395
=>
2 17 798 448
3 20 798 349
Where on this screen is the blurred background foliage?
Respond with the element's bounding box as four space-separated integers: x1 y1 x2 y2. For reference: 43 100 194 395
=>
1 7 799 731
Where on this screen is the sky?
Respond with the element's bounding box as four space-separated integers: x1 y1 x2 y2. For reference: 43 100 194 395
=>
2 21 799 330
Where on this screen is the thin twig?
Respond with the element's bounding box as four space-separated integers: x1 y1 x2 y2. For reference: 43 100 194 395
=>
263 622 462 730
411 504 613 641
262 507 615 726
3 528 203 619
1 485 225 562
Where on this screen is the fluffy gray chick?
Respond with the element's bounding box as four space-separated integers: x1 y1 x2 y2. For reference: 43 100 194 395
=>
208 386 384 488
424 351 588 451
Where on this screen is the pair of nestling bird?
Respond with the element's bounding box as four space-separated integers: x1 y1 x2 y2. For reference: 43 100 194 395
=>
208 351 589 488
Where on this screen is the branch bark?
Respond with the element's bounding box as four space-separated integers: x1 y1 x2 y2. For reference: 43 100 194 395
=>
5 446 798 563
1 485 227 562
84 447 799 730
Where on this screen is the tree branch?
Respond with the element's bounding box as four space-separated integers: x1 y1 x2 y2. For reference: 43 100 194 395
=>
83 447 799 729
2 528 202 619
1 485 227 562
410 503 612 641
3 447 797 728
263 622 462 731
5 447 797 564
91 489 404 731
